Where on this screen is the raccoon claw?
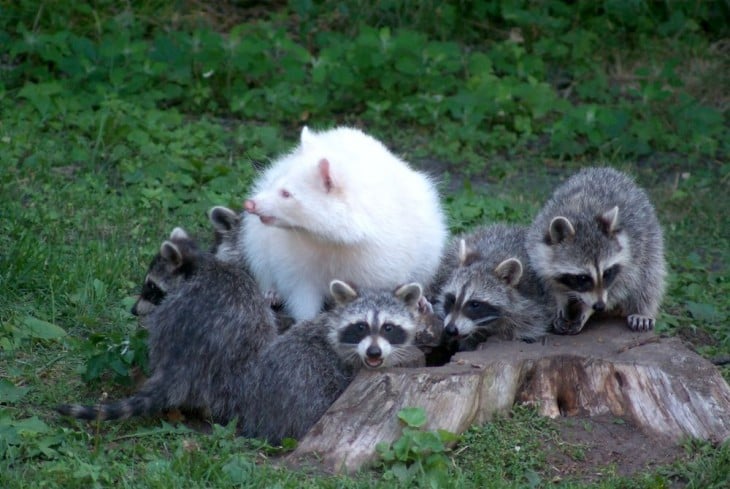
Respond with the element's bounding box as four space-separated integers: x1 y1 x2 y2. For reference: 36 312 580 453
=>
627 314 654 332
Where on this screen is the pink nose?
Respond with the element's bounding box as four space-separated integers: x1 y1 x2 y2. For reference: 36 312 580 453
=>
243 199 256 213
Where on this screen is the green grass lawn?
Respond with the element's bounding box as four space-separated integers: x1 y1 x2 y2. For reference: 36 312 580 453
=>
1 1 728 487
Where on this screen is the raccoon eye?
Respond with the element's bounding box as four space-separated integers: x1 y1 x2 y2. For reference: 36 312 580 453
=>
380 323 408 344
602 265 620 286
142 280 166 305
280 189 292 198
442 293 456 314
338 322 369 344
557 274 594 292
462 300 500 322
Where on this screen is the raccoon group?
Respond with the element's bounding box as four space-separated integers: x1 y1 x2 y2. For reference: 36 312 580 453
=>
57 127 666 444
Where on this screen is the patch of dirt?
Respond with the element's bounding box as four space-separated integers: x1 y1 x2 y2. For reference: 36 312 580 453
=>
543 414 687 485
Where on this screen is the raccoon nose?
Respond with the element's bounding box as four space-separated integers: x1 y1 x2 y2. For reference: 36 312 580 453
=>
130 301 139 316
366 345 382 359
445 323 459 336
593 301 606 312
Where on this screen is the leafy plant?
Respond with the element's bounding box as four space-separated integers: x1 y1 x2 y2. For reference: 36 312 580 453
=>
79 327 149 385
376 407 459 487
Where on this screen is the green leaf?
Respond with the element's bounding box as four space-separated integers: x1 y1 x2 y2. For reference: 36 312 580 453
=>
686 301 723 322
21 316 67 340
397 407 427 428
0 379 30 403
12 416 50 435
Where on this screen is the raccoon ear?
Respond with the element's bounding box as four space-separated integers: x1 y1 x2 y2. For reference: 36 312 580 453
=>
330 280 358 305
208 206 239 232
160 240 184 269
597 206 620 235
318 158 334 193
300 126 313 146
169 227 189 240
457 239 481 267
547 216 575 244
394 282 423 309
457 239 468 265
494 258 523 287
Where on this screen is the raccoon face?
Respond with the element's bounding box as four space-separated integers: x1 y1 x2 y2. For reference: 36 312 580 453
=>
328 281 422 369
336 314 413 368
555 263 621 312
439 279 504 338
536 210 632 312
437 258 523 338
131 229 199 317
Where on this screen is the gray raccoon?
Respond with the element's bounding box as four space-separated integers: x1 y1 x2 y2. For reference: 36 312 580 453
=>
525 167 666 334
240 280 425 444
208 205 288 321
130 227 200 317
434 224 552 351
57 230 277 422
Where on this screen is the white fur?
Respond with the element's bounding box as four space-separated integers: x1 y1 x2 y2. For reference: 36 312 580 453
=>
241 126 448 321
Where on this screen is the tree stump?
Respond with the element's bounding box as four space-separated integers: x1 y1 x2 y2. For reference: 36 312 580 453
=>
288 318 730 474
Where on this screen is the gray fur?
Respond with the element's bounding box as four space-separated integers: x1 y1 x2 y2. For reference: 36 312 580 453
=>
525 167 666 334
130 228 201 317
240 280 425 444
434 224 552 351
208 205 246 264
58 230 278 422
59 246 424 444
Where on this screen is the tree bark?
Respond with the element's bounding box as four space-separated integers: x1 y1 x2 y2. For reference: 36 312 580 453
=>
288 318 730 474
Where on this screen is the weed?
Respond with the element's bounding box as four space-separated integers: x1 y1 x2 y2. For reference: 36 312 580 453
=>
376 407 459 487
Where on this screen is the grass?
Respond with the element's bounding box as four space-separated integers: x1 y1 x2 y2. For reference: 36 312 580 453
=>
1 0 729 487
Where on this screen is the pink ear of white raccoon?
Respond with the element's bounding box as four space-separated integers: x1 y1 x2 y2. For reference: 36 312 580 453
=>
494 258 523 287
548 216 576 244
318 158 334 193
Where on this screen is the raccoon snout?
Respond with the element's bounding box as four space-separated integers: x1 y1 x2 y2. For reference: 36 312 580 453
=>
592 301 606 312
444 323 459 336
366 345 382 359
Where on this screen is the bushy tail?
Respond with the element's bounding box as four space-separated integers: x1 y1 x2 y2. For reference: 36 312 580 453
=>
56 391 160 421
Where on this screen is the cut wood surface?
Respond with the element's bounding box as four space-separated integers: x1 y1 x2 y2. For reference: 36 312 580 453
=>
288 318 730 474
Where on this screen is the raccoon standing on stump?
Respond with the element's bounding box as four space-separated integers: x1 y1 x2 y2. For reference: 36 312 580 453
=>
57 228 278 422
433 224 552 351
525 167 666 335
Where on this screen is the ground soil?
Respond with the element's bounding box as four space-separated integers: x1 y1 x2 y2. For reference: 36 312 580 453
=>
543 414 688 485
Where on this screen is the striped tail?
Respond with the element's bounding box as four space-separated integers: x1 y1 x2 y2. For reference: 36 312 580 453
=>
56 393 159 421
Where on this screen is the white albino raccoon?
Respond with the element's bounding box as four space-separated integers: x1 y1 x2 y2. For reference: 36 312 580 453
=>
240 126 448 321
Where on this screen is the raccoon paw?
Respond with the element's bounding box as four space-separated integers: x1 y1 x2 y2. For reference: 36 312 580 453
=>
553 310 584 335
627 314 654 332
417 296 434 315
